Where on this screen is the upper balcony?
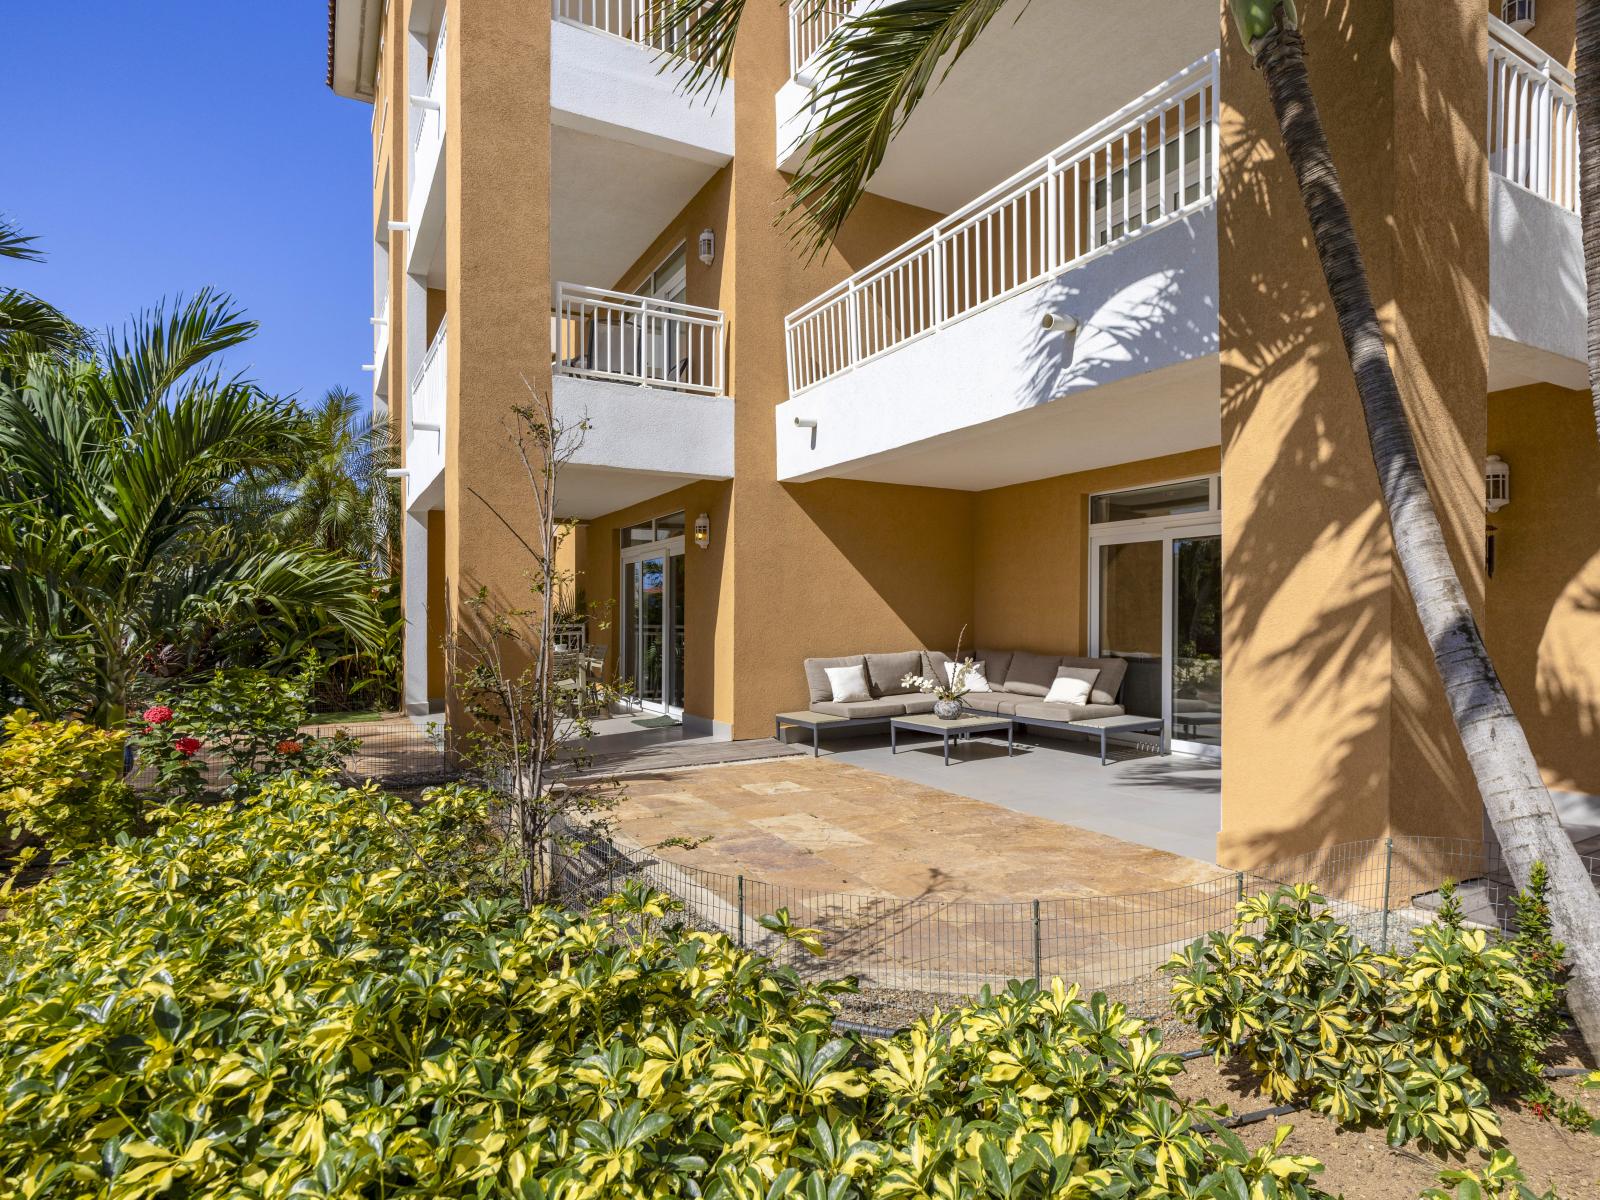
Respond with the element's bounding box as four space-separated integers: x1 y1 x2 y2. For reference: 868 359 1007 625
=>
778 1 1216 219
551 282 733 517
776 55 1221 488
550 3 734 292
405 316 447 512
1487 15 1586 391
405 12 447 286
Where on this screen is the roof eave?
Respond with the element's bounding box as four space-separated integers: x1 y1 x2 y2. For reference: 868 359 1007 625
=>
327 0 382 102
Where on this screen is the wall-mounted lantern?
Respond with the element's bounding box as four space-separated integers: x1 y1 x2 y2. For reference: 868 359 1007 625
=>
698 228 716 266
1485 454 1510 513
693 512 711 550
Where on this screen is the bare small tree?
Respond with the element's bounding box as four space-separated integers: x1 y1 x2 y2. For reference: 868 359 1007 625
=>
444 382 624 907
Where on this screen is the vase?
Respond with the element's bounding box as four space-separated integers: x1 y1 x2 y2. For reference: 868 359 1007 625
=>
933 697 962 721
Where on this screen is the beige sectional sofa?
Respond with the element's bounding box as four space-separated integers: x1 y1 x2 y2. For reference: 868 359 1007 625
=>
801 648 1129 726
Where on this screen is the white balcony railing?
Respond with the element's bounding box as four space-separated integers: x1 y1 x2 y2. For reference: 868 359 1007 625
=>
789 0 853 81
410 316 448 440
554 0 701 52
412 12 448 160
1489 15 1578 212
373 293 391 376
553 284 726 395
784 53 1219 397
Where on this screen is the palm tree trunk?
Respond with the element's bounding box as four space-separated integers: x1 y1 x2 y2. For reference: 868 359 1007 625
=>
1579 0 1600 442
1250 19 1600 1049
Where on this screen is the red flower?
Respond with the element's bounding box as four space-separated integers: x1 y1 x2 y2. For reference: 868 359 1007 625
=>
142 705 174 725
276 739 303 755
173 736 202 758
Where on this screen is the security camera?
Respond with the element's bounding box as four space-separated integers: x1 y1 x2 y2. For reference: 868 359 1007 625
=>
1040 311 1079 334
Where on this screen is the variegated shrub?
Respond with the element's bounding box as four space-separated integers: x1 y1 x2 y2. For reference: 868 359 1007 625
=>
0 775 1329 1199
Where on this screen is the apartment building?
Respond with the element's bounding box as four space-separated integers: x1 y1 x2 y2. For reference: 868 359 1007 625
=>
326 0 1600 868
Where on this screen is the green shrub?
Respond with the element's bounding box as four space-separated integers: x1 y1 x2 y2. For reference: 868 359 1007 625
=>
0 775 1330 1199
129 661 354 803
1168 883 1552 1154
1422 1149 1560 1200
0 709 134 855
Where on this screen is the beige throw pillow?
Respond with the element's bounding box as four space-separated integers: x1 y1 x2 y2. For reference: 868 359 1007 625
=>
824 663 872 703
945 660 991 693
1044 668 1097 705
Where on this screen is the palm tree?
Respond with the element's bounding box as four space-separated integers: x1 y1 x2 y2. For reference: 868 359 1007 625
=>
661 0 1600 1047
1578 0 1600 441
0 216 89 368
256 386 398 572
0 293 385 724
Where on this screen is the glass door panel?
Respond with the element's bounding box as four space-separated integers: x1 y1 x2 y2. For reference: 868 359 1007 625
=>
638 555 666 708
620 544 684 715
669 554 686 711
622 561 642 700
1096 540 1164 721
1171 535 1222 749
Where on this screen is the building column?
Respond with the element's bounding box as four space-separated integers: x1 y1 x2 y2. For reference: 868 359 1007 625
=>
1217 0 1490 865
402 508 431 715
442 0 553 729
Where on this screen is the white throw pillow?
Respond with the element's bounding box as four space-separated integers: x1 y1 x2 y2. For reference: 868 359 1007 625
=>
824 663 872 703
944 660 990 692
1044 673 1094 705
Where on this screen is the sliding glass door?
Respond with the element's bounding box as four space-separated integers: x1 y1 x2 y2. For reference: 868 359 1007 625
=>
620 534 685 716
1088 478 1221 758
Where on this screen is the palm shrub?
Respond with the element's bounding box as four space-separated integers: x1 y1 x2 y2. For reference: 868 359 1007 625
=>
1168 883 1567 1152
0 775 1332 1199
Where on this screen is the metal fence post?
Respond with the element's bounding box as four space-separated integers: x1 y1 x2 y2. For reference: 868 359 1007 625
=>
737 875 746 948
1031 899 1042 987
1379 837 1394 953
1235 870 1245 904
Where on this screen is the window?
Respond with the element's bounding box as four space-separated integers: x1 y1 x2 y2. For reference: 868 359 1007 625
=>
1091 121 1213 246
621 510 686 547
642 244 687 304
1090 479 1213 525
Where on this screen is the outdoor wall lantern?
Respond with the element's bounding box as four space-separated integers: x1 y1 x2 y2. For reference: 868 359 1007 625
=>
698 228 716 266
1502 0 1535 34
693 512 711 550
1485 454 1510 513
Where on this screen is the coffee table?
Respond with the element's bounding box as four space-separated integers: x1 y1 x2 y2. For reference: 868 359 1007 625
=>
890 713 1014 765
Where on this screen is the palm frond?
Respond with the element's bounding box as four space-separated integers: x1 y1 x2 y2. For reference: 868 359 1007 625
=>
653 0 746 96
0 289 91 368
0 215 43 263
96 288 257 414
785 0 1020 252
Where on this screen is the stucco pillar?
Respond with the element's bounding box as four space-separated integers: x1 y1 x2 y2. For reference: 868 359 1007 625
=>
1217 0 1490 866
443 0 553 729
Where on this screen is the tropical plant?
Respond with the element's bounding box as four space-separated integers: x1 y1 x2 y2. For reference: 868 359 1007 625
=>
0 709 134 857
0 291 385 724
659 0 1600 1050
0 773 1336 1199
1168 882 1572 1155
0 217 88 369
127 660 355 805
1422 1150 1561 1200
235 385 399 572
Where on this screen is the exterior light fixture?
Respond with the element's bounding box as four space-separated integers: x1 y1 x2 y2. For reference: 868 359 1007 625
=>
1485 454 1510 513
698 228 716 265
1040 311 1079 334
693 512 711 550
1502 0 1535 33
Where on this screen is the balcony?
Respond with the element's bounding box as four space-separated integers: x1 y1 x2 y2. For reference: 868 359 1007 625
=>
371 293 390 407
775 56 1221 488
405 316 446 511
1487 15 1586 392
789 0 853 85
549 4 733 292
550 284 733 517
405 13 447 282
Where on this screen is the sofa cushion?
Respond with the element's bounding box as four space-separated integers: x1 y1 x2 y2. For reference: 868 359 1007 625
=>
922 649 952 684
1002 651 1062 696
900 694 938 714
976 649 1013 686
804 654 867 705
825 663 873 703
812 698 908 719
1060 656 1127 705
1012 701 1126 724
866 650 924 697
1044 669 1096 705
962 692 1023 715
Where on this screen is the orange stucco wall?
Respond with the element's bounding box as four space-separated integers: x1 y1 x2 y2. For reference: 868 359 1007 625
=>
1217 0 1489 867
1486 383 1600 802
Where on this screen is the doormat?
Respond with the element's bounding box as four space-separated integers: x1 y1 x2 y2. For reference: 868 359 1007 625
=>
633 716 681 729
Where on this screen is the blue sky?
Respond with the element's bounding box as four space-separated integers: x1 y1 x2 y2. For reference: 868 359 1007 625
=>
7 4 372 405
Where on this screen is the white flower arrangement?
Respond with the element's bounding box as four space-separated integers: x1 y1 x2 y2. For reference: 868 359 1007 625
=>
900 626 976 702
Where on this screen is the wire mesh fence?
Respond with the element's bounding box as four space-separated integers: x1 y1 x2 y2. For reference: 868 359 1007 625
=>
560 831 1600 1019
